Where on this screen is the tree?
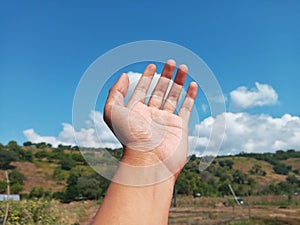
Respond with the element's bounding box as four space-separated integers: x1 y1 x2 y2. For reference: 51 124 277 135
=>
7 141 32 162
0 180 7 193
60 157 77 170
9 170 26 185
273 163 291 175
10 183 23 194
277 181 297 195
29 186 51 198
7 140 19 150
77 176 102 199
52 167 67 181
23 141 33 146
24 150 34 162
89 173 110 196
58 144 71 151
218 159 234 169
175 173 193 195
217 181 231 196
190 154 197 161
0 149 18 168
286 175 298 185
71 153 87 164
232 170 248 184
35 150 51 159
62 173 80 202
249 164 266 176
71 146 80 151
36 142 49 149
219 173 230 182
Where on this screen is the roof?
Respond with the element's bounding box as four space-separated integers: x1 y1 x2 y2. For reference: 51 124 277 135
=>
0 194 20 201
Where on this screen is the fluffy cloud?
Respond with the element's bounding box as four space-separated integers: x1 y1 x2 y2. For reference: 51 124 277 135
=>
190 112 300 156
23 129 65 147
24 111 300 155
126 71 175 103
24 111 121 149
23 71 176 149
230 82 278 109
24 76 299 156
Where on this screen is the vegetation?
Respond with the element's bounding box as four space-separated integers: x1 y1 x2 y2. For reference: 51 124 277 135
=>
0 141 299 201
0 141 300 224
0 199 77 225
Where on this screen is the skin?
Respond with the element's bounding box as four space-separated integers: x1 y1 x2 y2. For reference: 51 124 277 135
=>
92 60 198 225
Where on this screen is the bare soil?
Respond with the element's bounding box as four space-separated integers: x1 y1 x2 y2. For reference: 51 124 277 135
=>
10 161 65 193
63 196 300 225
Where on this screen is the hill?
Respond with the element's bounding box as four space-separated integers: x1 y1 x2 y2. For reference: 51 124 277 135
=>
0 141 300 201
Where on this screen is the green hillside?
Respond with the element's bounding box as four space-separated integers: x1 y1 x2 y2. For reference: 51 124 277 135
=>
1 141 300 202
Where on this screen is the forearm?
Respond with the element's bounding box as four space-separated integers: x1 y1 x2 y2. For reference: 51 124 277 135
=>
92 150 176 225
93 177 174 224
94 60 196 224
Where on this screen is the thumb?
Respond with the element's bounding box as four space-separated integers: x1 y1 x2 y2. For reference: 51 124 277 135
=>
104 73 129 126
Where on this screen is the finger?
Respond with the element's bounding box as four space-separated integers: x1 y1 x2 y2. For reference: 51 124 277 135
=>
148 59 176 108
178 82 198 123
162 64 188 113
127 64 156 107
104 73 129 126
106 73 129 107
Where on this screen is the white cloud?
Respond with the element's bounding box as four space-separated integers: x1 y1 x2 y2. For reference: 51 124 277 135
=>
126 71 175 104
230 82 278 109
23 71 179 149
24 111 121 149
24 111 300 155
24 77 299 156
190 112 300 156
23 129 63 147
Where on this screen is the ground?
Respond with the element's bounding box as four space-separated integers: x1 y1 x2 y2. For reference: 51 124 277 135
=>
62 195 300 225
9 161 65 193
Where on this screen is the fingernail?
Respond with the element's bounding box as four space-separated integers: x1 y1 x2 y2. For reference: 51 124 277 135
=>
148 64 156 70
190 81 198 87
166 59 176 66
179 64 188 72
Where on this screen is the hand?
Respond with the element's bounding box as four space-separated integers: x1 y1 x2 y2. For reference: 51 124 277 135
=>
93 60 197 224
104 60 198 180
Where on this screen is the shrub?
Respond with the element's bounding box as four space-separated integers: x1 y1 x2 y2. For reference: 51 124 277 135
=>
0 199 71 224
0 180 7 193
0 149 18 169
9 170 26 185
29 187 52 199
10 183 23 194
273 163 291 175
34 150 51 159
218 159 234 169
60 157 77 170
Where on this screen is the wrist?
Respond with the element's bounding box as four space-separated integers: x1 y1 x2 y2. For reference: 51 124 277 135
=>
121 147 161 165
112 148 176 186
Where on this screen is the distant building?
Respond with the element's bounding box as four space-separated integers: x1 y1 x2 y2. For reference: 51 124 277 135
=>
0 194 20 201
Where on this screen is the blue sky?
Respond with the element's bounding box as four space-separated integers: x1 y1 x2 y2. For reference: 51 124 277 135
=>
1 1 300 154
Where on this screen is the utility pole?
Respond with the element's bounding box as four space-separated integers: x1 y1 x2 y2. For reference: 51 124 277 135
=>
3 171 10 225
228 184 241 206
172 185 177 207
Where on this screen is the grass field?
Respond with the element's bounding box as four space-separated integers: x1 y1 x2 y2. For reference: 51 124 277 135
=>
56 195 300 224
1 195 299 224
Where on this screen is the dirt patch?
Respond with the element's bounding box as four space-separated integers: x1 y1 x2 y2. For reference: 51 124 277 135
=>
169 205 300 225
9 161 65 193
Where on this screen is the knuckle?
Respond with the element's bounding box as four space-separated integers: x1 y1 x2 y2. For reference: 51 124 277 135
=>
104 103 113 115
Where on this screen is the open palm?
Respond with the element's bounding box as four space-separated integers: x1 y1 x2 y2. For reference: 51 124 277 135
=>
104 60 198 178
